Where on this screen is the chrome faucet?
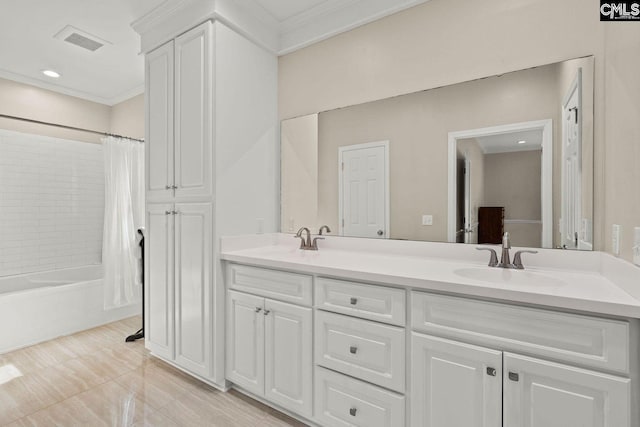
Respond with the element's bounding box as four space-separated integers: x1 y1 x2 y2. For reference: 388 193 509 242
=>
294 227 324 250
476 232 538 269
499 232 512 268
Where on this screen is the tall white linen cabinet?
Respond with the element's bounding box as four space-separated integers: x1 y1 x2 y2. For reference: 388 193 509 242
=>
133 1 279 389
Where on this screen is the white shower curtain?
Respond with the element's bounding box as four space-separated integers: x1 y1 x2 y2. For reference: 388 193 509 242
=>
102 136 145 309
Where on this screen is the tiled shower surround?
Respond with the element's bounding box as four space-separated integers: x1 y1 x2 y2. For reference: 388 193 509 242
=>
0 129 104 276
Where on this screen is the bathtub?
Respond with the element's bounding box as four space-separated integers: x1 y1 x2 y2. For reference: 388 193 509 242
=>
0 265 141 354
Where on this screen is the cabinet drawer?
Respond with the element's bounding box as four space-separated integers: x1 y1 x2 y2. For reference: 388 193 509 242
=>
315 311 405 392
315 367 405 427
227 264 312 306
316 277 406 326
412 292 630 374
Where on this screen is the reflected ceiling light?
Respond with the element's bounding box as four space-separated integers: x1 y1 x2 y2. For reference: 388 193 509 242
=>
42 69 61 78
517 140 526 144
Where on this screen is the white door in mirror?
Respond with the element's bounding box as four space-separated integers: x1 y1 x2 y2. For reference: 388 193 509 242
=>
339 141 388 239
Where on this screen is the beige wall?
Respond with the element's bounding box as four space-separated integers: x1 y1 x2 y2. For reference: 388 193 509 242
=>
110 94 144 139
0 78 144 143
0 78 111 143
603 23 639 261
316 64 559 242
279 0 640 262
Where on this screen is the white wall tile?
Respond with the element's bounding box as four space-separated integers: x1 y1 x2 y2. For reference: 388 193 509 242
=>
0 129 104 276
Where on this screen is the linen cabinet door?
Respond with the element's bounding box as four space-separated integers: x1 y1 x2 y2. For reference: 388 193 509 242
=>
264 299 312 418
226 290 265 396
173 203 212 377
503 353 630 427
411 333 502 427
174 21 213 200
145 203 174 360
145 42 174 202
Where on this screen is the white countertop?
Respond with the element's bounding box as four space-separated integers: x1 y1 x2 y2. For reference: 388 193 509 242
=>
220 234 640 318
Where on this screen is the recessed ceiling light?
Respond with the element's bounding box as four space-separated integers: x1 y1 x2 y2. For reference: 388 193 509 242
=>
42 70 61 78
517 140 526 144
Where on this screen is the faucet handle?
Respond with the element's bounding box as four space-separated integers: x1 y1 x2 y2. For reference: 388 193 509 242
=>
513 250 538 270
319 225 331 235
293 234 307 249
311 237 324 250
476 247 499 267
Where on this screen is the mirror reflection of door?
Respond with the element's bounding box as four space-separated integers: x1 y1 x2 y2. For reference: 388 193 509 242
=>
455 158 474 243
463 159 472 244
561 69 582 249
339 141 389 239
451 120 552 248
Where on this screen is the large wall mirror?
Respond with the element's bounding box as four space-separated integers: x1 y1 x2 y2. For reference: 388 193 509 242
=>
281 56 594 250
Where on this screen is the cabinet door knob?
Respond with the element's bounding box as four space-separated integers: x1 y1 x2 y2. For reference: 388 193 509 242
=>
172 185 178 189
263 310 270 315
165 210 171 215
255 307 262 313
165 185 172 190
508 372 519 382
349 346 358 354
349 407 357 417
377 230 383 236
486 367 496 377
350 297 358 305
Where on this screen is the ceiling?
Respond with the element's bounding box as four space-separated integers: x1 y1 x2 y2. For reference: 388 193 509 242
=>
0 0 427 106
475 129 543 154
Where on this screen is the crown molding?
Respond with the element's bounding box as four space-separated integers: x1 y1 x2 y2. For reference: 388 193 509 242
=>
0 68 141 106
132 0 430 56
277 0 431 55
109 85 145 105
132 0 279 54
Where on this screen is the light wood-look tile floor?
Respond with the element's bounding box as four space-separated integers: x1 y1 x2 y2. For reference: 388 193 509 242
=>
0 316 307 427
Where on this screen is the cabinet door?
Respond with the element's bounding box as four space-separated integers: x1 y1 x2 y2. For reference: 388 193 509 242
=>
145 204 174 359
174 21 213 200
173 203 212 377
226 290 264 396
503 353 630 427
411 333 502 427
145 42 174 201
264 299 312 418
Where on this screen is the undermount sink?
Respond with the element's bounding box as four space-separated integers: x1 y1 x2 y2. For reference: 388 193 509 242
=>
454 267 567 288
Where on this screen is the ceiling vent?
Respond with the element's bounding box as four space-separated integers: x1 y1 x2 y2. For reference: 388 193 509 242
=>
54 25 111 52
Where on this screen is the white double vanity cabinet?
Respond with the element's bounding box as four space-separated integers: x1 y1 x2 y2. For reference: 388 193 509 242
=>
221 239 639 427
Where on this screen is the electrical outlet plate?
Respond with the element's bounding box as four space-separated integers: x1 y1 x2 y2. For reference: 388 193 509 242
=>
422 215 433 226
634 227 640 266
612 224 621 256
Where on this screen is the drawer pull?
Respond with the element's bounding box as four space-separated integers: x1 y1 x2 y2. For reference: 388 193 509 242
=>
349 407 357 417
486 367 497 377
349 346 358 354
508 372 519 382
263 309 270 315
350 297 358 305
255 307 262 313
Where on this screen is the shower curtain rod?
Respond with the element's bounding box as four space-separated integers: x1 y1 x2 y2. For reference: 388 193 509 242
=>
0 113 145 143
